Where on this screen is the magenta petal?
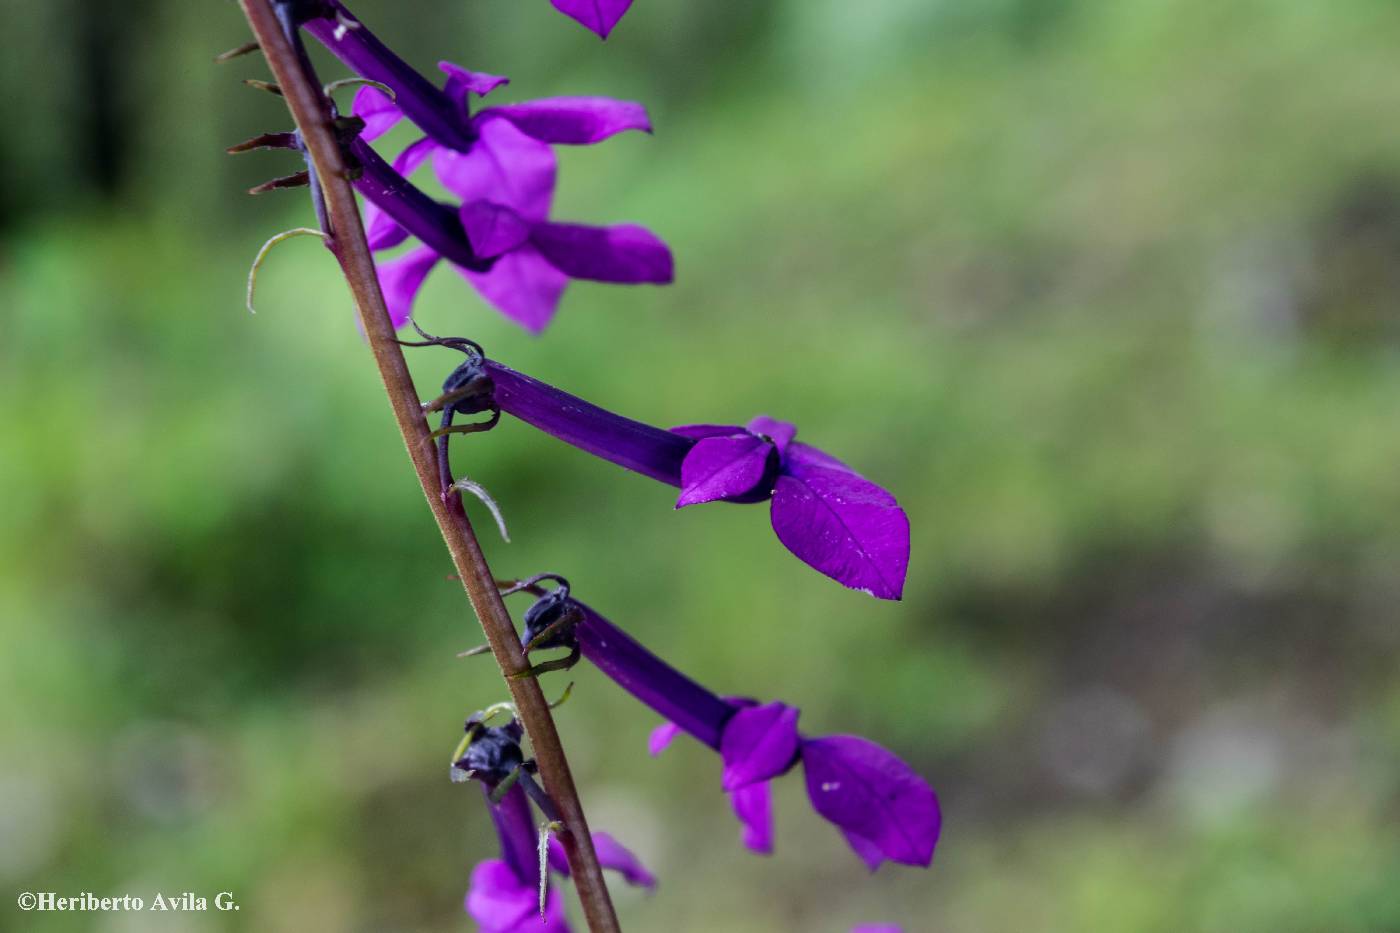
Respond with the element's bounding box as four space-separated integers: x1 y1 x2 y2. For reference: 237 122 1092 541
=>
539 888 570 932
438 60 510 98
392 135 438 177
531 222 673 284
460 201 532 258
465 859 563 932
549 0 635 38
592 832 657 889
352 85 402 141
648 721 683 756
375 246 440 328
476 98 651 145
677 435 774 508
770 443 910 600
728 781 774 854
839 828 888 872
801 735 941 870
720 702 801 790
457 246 568 333
364 199 408 250
433 119 557 221
746 416 797 455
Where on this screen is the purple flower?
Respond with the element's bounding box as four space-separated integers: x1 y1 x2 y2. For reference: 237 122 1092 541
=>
467 856 569 933
288 3 670 331
515 590 940 869
550 0 636 38
349 68 669 332
459 720 654 932
481 360 909 599
467 783 654 932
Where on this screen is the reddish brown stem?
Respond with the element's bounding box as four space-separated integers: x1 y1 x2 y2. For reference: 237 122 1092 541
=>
232 2 620 929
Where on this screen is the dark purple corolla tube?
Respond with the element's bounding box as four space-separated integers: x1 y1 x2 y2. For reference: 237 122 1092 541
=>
544 598 940 869
485 362 692 486
300 0 477 150
348 137 488 272
469 783 569 932
483 360 911 599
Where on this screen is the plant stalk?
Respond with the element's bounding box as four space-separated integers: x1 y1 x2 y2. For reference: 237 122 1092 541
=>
233 2 621 928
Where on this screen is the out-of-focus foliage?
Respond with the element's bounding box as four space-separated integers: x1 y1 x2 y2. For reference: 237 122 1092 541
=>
3 0 1399 930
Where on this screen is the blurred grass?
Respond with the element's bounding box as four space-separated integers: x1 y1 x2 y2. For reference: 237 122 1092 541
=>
3 0 1400 930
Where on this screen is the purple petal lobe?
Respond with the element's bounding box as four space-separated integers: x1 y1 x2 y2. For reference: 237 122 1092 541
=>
531 222 673 284
677 434 774 508
476 97 651 145
747 416 797 455
464 859 568 931
648 721 682 756
550 0 635 38
434 119 557 221
728 781 774 854
392 136 438 177
592 832 657 889
669 424 745 440
438 60 510 98
770 443 910 600
375 246 440 328
352 84 402 141
460 200 533 258
801 735 941 870
720 702 801 790
364 199 408 250
840 828 888 872
456 246 568 333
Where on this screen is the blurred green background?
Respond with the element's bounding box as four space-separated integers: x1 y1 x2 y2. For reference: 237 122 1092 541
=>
3 0 1400 930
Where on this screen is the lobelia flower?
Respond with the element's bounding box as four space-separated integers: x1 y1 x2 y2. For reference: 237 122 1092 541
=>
549 0 636 39
469 358 909 599
453 716 654 931
513 585 940 869
355 70 669 332
288 1 671 331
